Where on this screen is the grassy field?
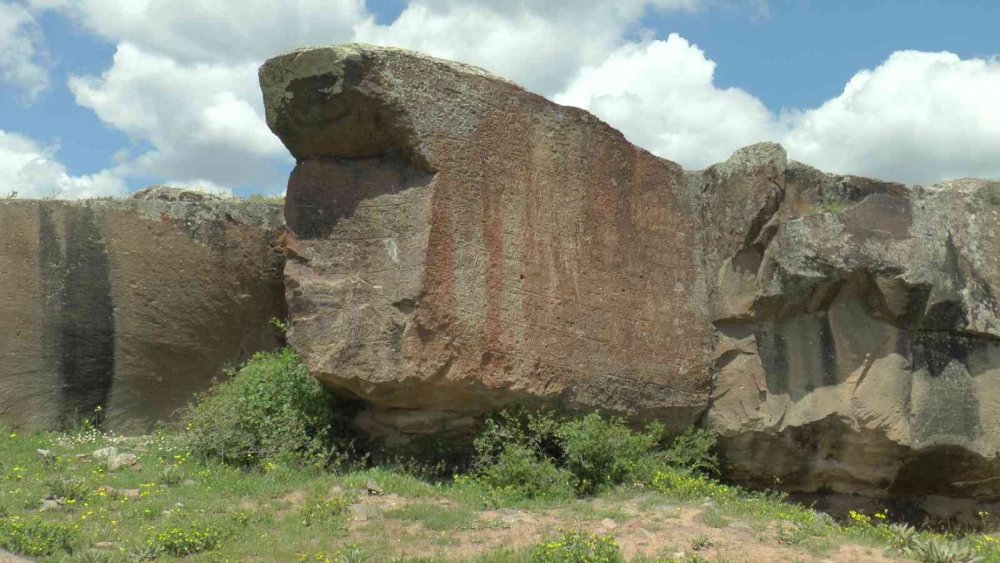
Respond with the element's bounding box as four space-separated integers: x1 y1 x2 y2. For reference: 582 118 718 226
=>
1 426 998 562
3 349 998 562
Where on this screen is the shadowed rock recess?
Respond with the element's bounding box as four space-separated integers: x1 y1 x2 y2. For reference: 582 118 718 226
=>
261 44 1000 502
0 194 286 433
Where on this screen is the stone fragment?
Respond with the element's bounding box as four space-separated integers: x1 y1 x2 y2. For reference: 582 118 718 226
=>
350 503 382 521
131 186 224 202
35 449 55 465
106 453 138 471
91 447 118 459
38 499 62 512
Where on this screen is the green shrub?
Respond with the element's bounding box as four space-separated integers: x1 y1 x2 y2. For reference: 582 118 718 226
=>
531 531 623 562
663 427 720 477
555 413 664 494
145 512 249 557
475 443 575 501
472 409 717 497
905 536 981 563
300 494 355 527
159 464 184 486
181 348 348 468
44 476 90 502
473 409 561 465
0 515 77 557
147 521 226 557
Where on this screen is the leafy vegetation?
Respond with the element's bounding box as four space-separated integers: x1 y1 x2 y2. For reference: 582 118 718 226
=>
1 349 999 561
181 348 353 468
531 530 623 562
470 409 719 498
0 515 77 557
820 198 847 213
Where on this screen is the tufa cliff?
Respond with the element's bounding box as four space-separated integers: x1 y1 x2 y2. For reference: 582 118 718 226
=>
0 192 286 433
260 44 1000 502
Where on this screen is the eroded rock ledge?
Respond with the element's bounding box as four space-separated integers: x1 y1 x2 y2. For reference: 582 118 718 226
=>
260 44 1000 503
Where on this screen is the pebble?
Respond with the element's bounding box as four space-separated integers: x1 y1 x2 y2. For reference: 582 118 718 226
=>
38 499 62 512
106 453 138 471
91 447 118 459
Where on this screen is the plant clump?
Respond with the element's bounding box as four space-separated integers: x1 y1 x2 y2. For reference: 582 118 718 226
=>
181 348 353 468
531 530 623 562
470 409 720 499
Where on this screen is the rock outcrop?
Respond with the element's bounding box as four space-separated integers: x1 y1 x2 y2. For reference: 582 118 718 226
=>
0 194 286 432
260 44 714 443
262 44 1000 501
703 159 1000 501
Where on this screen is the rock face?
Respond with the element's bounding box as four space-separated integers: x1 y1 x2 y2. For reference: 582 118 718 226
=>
0 196 286 432
703 162 1000 501
260 44 713 441
260 44 1000 501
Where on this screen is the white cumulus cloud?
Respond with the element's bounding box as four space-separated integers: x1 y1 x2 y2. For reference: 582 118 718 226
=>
25 0 700 195
356 0 699 95
555 34 777 169
782 50 1000 184
0 130 125 199
555 39 1000 183
0 1 50 102
28 0 368 64
67 43 290 190
10 0 1000 198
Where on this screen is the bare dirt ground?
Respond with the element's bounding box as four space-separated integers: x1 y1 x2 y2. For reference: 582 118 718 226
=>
334 491 901 561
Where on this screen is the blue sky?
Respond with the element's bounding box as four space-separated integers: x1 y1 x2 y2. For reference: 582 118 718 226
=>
1 0 998 198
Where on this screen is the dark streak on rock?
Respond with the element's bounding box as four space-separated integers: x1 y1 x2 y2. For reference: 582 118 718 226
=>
37 204 116 427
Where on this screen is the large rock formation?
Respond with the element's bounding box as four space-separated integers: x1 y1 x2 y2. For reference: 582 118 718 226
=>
0 194 286 433
260 44 713 444
703 160 1000 501
260 44 1000 501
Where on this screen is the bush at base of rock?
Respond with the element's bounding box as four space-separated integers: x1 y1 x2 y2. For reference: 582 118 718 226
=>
556 414 666 495
180 348 353 468
473 443 575 501
470 409 720 498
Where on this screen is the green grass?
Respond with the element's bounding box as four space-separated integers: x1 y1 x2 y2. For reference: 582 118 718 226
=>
5 357 1000 563
386 502 477 531
3 427 1000 561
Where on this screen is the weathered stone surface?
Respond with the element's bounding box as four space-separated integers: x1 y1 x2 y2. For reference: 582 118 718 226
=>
702 155 1000 501
261 44 713 428
261 44 1000 502
131 186 225 202
0 198 286 433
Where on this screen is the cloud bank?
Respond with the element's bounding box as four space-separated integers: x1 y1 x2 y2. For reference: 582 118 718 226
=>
0 2 50 102
3 0 999 198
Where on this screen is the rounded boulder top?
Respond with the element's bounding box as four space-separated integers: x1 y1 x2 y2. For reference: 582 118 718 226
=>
131 186 226 202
